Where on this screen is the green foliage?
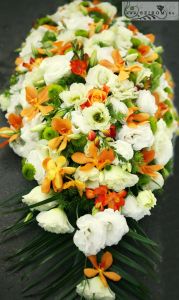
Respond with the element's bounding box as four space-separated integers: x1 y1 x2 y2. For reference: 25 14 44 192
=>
88 10 109 24
108 103 126 123
149 116 158 133
34 16 57 28
131 151 144 173
163 110 174 127
42 126 58 140
137 174 151 187
9 73 19 86
147 62 163 91
131 37 142 48
75 29 89 38
42 31 57 43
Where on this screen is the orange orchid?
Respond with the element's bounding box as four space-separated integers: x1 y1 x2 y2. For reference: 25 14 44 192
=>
0 113 23 148
72 142 115 171
48 117 72 152
63 179 85 197
126 107 150 128
138 52 158 64
37 41 72 56
99 49 142 81
22 57 43 71
86 185 127 211
145 33 155 43
139 149 163 177
21 86 53 120
153 92 169 119
127 24 139 34
41 156 76 193
84 251 121 287
42 24 58 32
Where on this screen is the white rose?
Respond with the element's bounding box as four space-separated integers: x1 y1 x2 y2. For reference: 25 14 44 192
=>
122 195 151 221
73 214 106 256
71 110 91 134
137 190 157 210
83 103 111 131
99 166 138 192
74 167 100 189
95 209 129 246
63 15 93 30
26 144 48 183
110 140 134 160
39 54 72 85
22 186 56 211
76 276 115 300
20 27 47 60
97 2 117 18
143 172 164 191
36 207 74 234
108 97 129 115
153 119 173 165
136 90 157 115
86 65 118 89
118 123 154 151
111 25 132 54
60 83 88 107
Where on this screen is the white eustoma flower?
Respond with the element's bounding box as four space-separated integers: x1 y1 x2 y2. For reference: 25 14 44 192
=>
153 119 173 165
84 44 114 63
136 66 152 85
82 103 111 131
39 54 72 84
63 15 93 30
74 167 100 189
137 190 157 210
154 74 169 102
22 186 56 211
99 166 138 192
97 2 117 18
95 209 129 246
60 83 88 107
26 144 48 184
71 110 91 134
73 214 106 256
118 123 154 151
110 140 134 160
122 195 151 221
143 172 164 191
111 79 138 101
20 27 47 60
23 67 44 87
111 25 132 54
136 90 157 115
108 97 129 115
36 207 74 234
76 276 115 300
86 65 118 89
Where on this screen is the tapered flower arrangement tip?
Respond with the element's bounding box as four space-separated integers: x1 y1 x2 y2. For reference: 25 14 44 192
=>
0 0 178 299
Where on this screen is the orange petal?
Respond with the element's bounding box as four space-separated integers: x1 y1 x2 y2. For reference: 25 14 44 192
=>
53 173 63 190
39 105 54 115
9 133 19 143
101 252 113 271
42 158 51 170
99 60 118 73
99 272 108 287
25 86 38 102
88 255 99 269
0 140 9 148
58 136 68 152
21 107 37 120
42 24 58 32
145 33 155 43
84 268 99 278
112 49 124 66
119 70 129 81
38 86 49 104
51 117 72 135
140 165 163 177
72 152 94 164
142 149 155 164
104 271 122 282
98 149 115 165
41 177 51 193
8 113 22 130
62 167 76 175
48 136 63 150
88 142 98 159
80 163 95 171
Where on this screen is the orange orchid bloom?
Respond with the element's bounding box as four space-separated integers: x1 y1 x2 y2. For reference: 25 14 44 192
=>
138 44 150 56
41 156 76 193
145 33 155 43
99 49 142 81
84 252 121 287
38 41 72 56
72 142 115 171
48 117 72 152
153 92 169 119
86 185 127 211
63 179 85 197
0 113 23 148
22 57 43 71
42 24 58 32
127 24 139 34
138 52 158 63
139 149 163 177
126 107 150 128
21 86 53 120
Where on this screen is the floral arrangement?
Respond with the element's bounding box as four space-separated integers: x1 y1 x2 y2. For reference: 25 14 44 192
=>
0 0 178 299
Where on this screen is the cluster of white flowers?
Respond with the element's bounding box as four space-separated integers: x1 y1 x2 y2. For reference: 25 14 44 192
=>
0 1 178 299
